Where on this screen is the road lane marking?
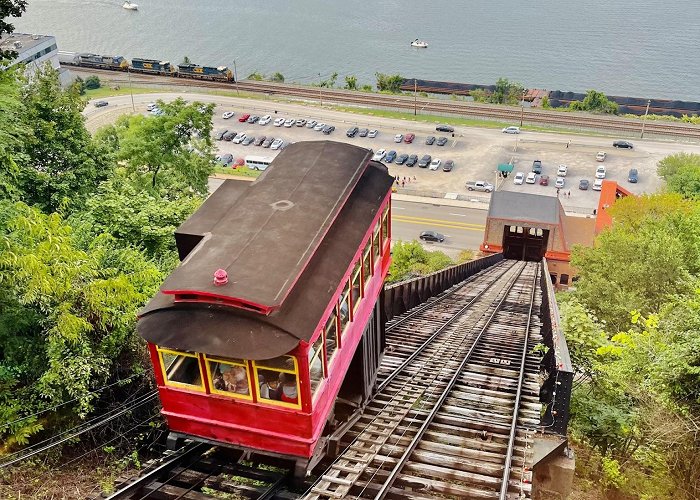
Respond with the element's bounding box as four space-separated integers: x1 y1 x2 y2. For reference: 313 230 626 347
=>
392 214 485 228
392 217 484 232
449 213 467 217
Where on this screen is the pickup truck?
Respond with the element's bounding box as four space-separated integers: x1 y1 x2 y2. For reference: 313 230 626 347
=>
465 181 494 192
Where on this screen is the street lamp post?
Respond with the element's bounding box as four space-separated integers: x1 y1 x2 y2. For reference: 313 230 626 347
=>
520 89 526 127
126 66 135 112
640 99 651 139
318 73 323 106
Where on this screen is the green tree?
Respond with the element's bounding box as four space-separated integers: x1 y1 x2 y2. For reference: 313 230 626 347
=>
16 63 110 213
181 55 191 65
320 72 338 88
387 240 454 283
360 84 373 92
344 75 357 91
247 71 264 81
569 89 619 114
270 72 285 83
0 0 27 60
375 72 405 93
84 75 101 90
470 88 487 103
657 152 700 198
0 66 27 199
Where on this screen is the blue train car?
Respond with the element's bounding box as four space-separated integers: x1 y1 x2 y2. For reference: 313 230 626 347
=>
177 63 233 82
77 53 128 70
131 58 173 75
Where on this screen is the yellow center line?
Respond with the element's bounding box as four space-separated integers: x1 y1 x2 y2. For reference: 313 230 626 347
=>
392 217 485 232
392 214 485 228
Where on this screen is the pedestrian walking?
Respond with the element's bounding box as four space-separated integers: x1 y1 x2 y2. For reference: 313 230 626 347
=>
556 187 560 197
566 139 571 149
401 180 405 188
413 176 416 181
568 190 571 198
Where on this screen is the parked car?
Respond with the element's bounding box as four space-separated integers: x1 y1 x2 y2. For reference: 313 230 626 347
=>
596 151 607 162
406 154 418 167
436 124 454 133
394 134 404 143
539 175 550 186
346 126 359 138
385 150 397 163
526 172 537 184
502 126 520 134
223 131 237 141
436 137 448 146
242 135 255 146
613 140 634 149
555 177 565 188
262 137 275 148
419 230 445 242
579 179 590 190
395 154 409 165
322 125 335 135
372 149 386 161
514 172 525 185
314 122 326 131
146 102 157 111
442 160 454 172
532 160 542 174
368 129 379 138
358 128 369 137
296 119 307 127
233 157 245 168
628 168 639 183
465 181 494 192
418 154 432 168
284 118 295 128
306 120 317 129
429 158 442 171
238 113 250 123
94 100 108 108
259 115 272 125
425 136 436 145
222 111 234 119
404 133 415 143
273 117 285 127
270 138 284 150
557 164 568 177
215 129 228 141
248 115 260 124
232 133 246 144
254 136 266 146
217 153 233 166
595 165 606 179
593 179 604 191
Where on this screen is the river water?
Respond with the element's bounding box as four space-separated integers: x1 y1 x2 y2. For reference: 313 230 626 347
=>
13 0 700 100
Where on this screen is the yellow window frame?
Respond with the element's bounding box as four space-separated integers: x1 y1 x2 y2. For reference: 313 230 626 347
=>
252 356 302 410
324 308 340 366
362 242 372 287
382 204 390 241
203 355 253 401
157 347 205 393
309 334 325 401
351 262 363 314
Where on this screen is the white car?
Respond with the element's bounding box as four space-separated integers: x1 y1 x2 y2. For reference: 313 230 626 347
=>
368 129 379 138
372 149 386 161
595 165 606 179
259 115 271 125
273 117 285 127
270 138 284 150
557 164 568 177
555 177 565 188
502 126 521 134
222 111 235 120
306 120 317 129
314 122 326 131
394 134 404 143
525 172 537 184
146 102 157 111
593 179 604 191
429 159 442 171
232 133 246 144
596 151 607 162
513 172 525 185
283 118 295 128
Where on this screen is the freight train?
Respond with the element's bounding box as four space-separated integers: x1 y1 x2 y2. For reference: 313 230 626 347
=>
58 51 234 82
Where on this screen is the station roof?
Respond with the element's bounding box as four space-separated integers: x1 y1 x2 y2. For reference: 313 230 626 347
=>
0 33 54 55
488 191 562 225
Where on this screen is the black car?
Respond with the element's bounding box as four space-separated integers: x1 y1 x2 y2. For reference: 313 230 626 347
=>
242 136 255 146
436 136 448 146
395 154 409 165
346 126 359 137
436 124 454 133
579 179 590 190
628 168 639 183
532 160 543 174
419 230 445 242
215 129 228 141
94 100 108 108
406 154 418 167
418 154 432 168
217 153 233 166
254 136 266 146
222 131 237 141
443 160 454 172
613 140 634 149
385 150 397 163
425 136 435 145
262 137 274 148
358 128 369 137
322 125 335 135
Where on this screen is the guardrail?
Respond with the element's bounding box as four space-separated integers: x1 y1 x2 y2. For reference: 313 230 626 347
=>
382 253 504 322
539 258 574 436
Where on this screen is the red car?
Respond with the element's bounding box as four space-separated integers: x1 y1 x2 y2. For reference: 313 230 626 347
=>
233 157 245 168
238 113 250 123
539 175 550 186
403 133 415 144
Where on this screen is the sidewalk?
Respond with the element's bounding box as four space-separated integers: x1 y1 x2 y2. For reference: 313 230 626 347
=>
392 192 490 210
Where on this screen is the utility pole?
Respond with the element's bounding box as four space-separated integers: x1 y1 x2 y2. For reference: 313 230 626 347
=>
414 78 417 116
233 59 239 96
640 99 651 138
520 89 526 127
318 73 323 107
127 66 135 112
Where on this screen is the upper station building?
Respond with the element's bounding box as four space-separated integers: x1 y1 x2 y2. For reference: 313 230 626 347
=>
0 32 69 85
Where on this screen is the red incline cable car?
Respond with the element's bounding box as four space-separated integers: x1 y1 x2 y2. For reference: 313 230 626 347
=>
138 141 394 474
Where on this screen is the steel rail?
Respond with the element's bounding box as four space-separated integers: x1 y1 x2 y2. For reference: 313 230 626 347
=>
372 262 535 499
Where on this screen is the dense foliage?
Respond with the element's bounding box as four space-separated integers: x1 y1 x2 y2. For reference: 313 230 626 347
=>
375 72 404 93
568 89 619 114
387 240 456 283
657 152 700 198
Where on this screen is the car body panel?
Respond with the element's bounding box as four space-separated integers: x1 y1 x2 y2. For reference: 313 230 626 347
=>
385 150 397 163
429 159 441 171
368 129 379 138
372 149 387 161
395 154 409 165
596 151 607 162
557 165 568 177
394 134 404 143
502 126 520 134
259 115 271 125
436 124 454 133
404 133 415 143
595 166 606 179
238 113 250 123
579 179 590 190
425 136 435 145
526 172 537 184
613 140 633 149
555 177 565 188
436 137 448 146
419 231 445 242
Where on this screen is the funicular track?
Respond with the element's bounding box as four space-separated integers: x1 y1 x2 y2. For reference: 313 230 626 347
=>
305 259 542 499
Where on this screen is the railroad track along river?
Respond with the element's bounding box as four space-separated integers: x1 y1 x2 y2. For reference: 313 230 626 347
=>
304 259 542 499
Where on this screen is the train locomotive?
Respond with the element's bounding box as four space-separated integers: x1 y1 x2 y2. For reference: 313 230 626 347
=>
137 141 394 474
